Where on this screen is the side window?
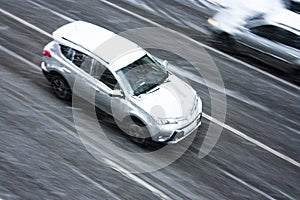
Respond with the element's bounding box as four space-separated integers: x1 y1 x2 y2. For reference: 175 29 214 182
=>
250 25 300 50
101 69 118 90
91 60 118 90
91 60 106 80
72 50 86 67
60 45 86 67
60 45 74 60
80 56 93 74
250 25 276 40
279 30 300 50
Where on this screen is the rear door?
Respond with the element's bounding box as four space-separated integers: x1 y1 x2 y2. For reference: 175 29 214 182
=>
79 56 117 114
59 46 126 115
90 59 119 114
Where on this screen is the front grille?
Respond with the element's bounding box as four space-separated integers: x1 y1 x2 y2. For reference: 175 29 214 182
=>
166 130 184 142
165 113 202 143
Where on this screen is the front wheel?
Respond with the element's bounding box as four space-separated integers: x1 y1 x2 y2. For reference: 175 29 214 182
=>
128 123 150 146
51 75 72 101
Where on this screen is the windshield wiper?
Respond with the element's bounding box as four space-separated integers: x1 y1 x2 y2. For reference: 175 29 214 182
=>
145 84 160 94
134 83 159 96
134 72 169 96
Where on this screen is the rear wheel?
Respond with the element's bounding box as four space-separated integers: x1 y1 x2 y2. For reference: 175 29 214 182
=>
51 75 72 101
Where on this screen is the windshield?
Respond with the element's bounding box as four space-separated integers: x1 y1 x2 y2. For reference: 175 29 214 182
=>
116 55 168 96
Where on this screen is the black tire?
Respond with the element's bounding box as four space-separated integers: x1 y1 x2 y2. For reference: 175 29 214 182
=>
51 75 72 101
127 120 150 146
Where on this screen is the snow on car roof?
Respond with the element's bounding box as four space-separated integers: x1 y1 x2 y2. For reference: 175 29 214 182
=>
52 21 140 63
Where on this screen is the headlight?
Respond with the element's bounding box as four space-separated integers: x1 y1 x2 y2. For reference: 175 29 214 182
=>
208 17 219 27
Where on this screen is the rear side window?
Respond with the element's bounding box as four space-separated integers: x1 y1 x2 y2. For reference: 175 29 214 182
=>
60 45 74 60
60 45 86 67
250 25 277 40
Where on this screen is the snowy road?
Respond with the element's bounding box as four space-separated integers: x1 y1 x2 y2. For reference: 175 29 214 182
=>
0 0 299 199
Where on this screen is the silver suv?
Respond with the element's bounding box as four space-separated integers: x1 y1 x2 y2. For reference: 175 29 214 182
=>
41 21 202 145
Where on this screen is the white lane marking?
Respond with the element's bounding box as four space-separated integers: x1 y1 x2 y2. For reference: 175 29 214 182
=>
210 163 277 200
64 163 122 200
100 0 299 90
0 8 51 38
0 7 299 169
0 45 41 71
214 160 297 200
104 158 171 200
26 0 75 22
203 113 300 168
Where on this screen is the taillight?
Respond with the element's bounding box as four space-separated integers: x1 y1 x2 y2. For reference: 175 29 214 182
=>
43 49 51 57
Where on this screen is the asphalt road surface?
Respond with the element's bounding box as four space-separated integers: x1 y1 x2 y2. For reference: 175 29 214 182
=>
0 0 299 199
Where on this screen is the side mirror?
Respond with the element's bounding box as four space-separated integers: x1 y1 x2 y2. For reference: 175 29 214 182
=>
162 60 168 69
110 90 124 98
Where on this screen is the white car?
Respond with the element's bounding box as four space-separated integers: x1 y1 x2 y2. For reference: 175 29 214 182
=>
41 21 202 145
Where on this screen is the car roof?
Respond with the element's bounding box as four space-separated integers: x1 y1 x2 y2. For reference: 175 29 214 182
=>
266 9 300 32
52 21 140 63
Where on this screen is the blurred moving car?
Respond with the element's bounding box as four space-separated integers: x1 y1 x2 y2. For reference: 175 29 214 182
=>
208 8 300 81
41 21 202 145
199 0 284 12
200 0 298 14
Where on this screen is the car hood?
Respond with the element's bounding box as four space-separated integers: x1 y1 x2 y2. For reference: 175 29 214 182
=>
132 74 197 119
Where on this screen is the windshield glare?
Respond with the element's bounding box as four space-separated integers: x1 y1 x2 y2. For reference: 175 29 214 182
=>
117 55 168 96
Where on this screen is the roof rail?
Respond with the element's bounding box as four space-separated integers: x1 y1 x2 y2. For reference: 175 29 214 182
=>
62 37 109 64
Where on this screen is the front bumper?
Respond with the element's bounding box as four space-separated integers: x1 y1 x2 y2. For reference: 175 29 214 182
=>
165 113 202 144
151 112 202 144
